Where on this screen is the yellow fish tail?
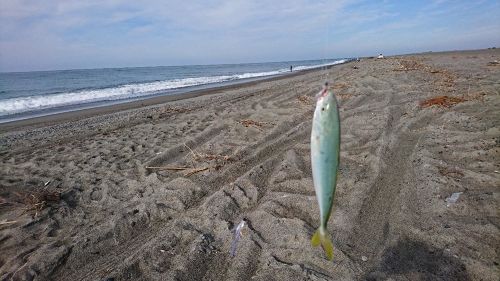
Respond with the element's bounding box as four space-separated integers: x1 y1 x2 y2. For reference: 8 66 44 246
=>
311 227 334 260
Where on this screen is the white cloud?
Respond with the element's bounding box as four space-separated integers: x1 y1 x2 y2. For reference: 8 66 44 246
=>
0 0 498 71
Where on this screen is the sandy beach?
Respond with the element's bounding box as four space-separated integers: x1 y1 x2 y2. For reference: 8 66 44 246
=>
0 49 499 280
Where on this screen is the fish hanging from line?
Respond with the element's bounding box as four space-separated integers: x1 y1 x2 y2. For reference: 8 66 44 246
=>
310 82 341 260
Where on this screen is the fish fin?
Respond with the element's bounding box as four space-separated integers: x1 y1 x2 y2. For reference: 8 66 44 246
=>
311 227 334 260
311 229 321 247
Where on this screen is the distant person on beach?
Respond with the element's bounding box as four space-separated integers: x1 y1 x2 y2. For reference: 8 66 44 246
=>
377 53 384 59
290 65 293 72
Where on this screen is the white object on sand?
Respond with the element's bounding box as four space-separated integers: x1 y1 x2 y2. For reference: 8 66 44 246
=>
230 219 247 257
445 192 463 207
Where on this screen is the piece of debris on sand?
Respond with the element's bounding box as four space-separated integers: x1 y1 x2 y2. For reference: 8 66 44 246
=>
23 190 61 218
438 166 464 178
445 192 463 207
419 96 467 108
239 119 271 129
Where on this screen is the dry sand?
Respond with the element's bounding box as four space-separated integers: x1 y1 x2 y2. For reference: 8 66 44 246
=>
0 49 499 281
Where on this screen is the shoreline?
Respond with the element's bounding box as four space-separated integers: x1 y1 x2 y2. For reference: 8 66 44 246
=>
1 48 493 132
0 62 348 132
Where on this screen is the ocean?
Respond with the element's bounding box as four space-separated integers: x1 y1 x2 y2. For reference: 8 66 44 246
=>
0 58 349 123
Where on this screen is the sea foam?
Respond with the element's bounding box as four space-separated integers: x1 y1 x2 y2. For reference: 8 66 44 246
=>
0 60 346 117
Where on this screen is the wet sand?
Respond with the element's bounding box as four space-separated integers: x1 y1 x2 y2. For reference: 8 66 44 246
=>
0 49 499 280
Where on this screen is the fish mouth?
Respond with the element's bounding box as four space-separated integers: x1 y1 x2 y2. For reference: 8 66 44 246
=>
316 82 328 100
315 82 331 101
320 89 329 98
316 89 330 100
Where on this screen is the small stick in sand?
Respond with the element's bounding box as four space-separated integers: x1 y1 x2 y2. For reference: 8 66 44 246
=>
0 220 18 226
146 165 211 176
145 166 190 170
184 143 203 161
184 167 209 177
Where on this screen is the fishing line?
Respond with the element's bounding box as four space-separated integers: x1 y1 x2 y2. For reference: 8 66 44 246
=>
322 10 332 86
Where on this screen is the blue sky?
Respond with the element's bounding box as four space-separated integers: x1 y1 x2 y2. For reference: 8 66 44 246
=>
0 0 499 72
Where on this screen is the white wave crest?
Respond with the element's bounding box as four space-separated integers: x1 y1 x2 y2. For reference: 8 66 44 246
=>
0 59 347 116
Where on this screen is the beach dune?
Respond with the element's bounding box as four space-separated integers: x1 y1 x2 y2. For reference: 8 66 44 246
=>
0 49 499 280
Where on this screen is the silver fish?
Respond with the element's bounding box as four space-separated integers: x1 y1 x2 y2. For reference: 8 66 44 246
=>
310 83 340 260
